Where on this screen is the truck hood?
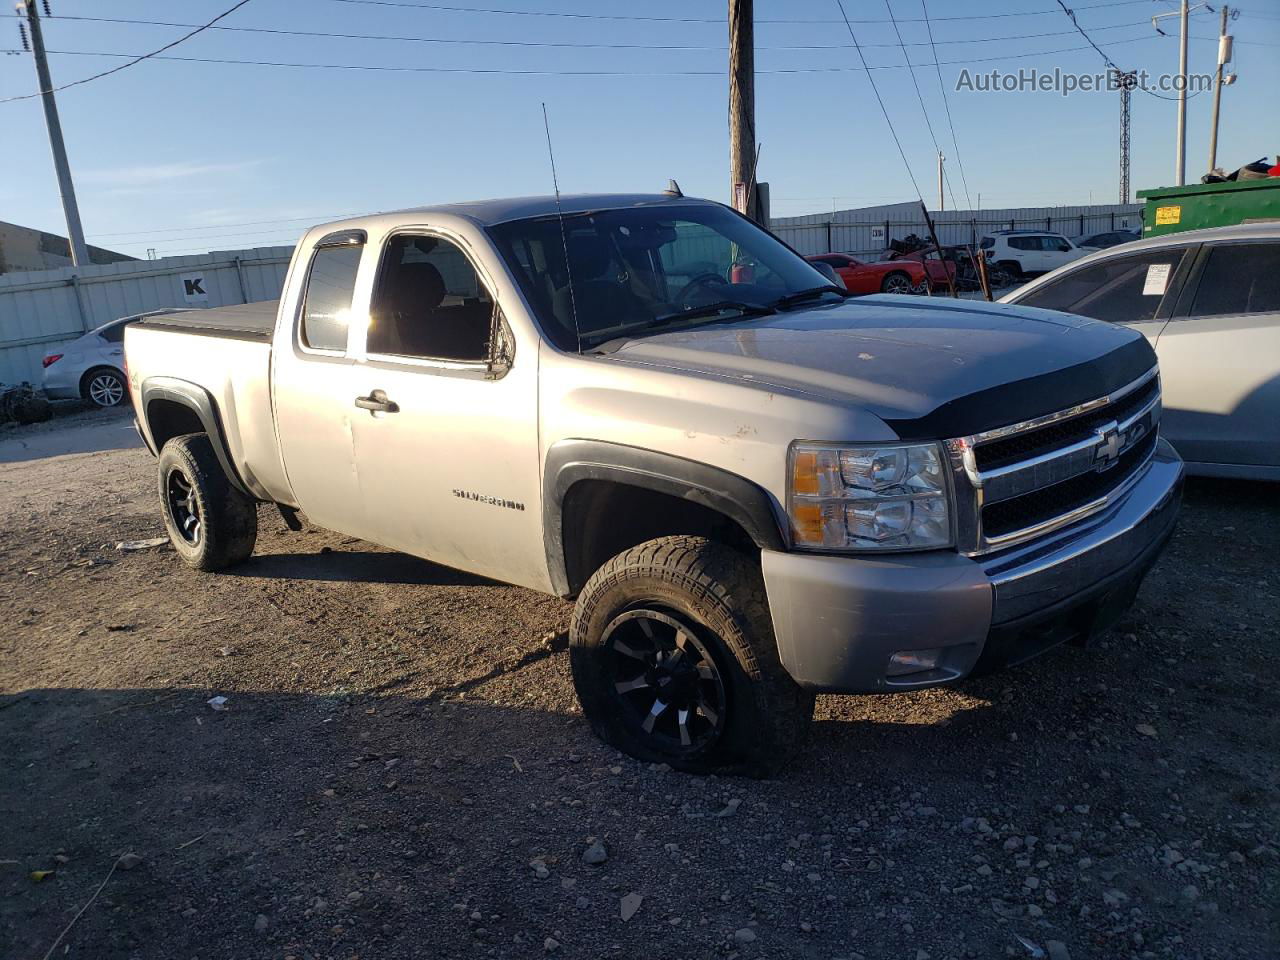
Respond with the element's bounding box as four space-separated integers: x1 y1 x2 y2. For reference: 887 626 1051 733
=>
599 295 1156 439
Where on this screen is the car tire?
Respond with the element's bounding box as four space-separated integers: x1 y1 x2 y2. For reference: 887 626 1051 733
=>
570 535 814 777
881 271 912 294
997 260 1024 282
157 433 258 571
82 367 127 408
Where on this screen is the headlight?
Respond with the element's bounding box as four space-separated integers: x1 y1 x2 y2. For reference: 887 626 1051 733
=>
788 442 953 551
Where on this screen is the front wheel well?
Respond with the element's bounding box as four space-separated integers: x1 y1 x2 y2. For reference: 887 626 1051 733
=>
561 480 758 597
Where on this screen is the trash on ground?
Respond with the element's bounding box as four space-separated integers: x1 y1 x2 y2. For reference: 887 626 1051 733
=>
620 892 643 921
116 537 169 552
207 696 229 711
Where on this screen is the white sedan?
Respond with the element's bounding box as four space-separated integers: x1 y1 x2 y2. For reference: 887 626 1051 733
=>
42 309 190 407
1002 223 1280 481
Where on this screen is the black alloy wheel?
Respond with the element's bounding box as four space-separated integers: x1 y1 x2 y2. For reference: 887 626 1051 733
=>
603 608 727 755
166 467 202 545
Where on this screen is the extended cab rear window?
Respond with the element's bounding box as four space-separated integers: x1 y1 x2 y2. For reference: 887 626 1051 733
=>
301 237 364 352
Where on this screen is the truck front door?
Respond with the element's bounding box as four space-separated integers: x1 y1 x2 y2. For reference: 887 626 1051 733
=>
345 230 547 591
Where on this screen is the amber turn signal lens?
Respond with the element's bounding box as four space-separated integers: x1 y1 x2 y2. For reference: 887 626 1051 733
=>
792 451 820 495
791 503 824 545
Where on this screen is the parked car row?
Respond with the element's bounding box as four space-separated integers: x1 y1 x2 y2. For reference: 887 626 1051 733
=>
803 221 1276 481
42 309 189 408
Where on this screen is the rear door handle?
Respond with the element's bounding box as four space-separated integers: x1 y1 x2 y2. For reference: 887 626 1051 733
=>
355 389 398 413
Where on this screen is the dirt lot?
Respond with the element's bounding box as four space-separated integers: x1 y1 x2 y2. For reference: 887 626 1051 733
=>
1 409 1276 960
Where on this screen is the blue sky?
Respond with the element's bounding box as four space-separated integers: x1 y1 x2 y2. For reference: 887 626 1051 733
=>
2 0 1277 259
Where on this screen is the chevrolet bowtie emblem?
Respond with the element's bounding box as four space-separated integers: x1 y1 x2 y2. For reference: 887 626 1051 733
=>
1094 421 1122 471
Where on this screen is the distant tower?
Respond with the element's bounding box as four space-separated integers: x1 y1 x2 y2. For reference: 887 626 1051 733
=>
1114 70 1138 203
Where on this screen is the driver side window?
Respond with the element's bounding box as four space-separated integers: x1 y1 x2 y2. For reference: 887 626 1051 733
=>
368 234 495 362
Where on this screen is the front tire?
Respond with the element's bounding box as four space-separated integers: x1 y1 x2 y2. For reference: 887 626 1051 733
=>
158 433 257 571
570 536 814 776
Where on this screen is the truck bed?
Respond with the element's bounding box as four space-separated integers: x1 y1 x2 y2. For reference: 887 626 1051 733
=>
126 302 291 504
134 300 277 341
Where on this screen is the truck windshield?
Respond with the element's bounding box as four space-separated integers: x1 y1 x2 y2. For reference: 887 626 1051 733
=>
487 203 834 350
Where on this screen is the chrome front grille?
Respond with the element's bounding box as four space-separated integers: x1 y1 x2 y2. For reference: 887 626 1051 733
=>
946 366 1162 555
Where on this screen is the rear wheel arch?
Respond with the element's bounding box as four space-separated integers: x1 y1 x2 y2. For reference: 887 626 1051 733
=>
543 440 786 597
139 378 249 496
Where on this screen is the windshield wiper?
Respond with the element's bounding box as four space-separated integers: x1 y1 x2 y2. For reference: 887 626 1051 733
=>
772 285 847 310
580 300 775 351
647 299 776 328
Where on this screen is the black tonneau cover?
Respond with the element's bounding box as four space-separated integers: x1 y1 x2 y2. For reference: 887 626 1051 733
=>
135 301 277 341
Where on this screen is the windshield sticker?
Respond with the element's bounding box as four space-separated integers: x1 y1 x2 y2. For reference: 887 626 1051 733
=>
1142 263 1172 296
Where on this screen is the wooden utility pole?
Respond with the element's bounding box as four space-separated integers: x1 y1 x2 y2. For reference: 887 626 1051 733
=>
19 0 88 267
729 0 756 221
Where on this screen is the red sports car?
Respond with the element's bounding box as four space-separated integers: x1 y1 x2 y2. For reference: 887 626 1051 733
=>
805 253 929 295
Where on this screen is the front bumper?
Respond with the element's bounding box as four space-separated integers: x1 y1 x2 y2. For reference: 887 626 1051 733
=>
761 438 1184 693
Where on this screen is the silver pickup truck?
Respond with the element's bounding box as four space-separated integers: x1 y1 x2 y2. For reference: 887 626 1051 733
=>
126 193 1184 774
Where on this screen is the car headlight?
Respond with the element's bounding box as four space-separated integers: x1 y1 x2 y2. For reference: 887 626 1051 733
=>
787 442 953 551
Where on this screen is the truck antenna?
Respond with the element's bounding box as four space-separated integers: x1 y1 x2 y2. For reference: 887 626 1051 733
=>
542 102 582 353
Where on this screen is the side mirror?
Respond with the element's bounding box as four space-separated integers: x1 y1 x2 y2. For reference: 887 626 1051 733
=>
486 310 515 380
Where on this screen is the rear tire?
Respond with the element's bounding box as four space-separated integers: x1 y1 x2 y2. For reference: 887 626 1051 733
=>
158 433 257 571
997 260 1024 282
570 536 814 777
82 367 127 408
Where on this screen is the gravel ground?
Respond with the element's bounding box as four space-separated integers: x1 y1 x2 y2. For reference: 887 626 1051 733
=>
1 412 1276 960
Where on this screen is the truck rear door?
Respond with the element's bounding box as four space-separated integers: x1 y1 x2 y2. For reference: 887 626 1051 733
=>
271 231 368 533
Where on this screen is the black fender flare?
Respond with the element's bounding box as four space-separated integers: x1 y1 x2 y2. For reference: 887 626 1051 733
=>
543 439 786 597
139 376 251 496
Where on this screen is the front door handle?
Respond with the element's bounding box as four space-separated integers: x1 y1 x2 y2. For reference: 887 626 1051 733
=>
355 389 398 414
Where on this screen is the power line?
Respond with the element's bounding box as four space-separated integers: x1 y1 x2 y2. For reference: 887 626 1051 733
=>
323 0 1157 24
882 0 957 211
87 213 360 239
921 0 974 211
43 14 1157 52
101 227 319 246
0 35 1167 94
1053 0 1207 101
832 0 924 203
0 0 254 104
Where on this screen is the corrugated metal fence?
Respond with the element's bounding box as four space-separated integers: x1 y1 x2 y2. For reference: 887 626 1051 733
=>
0 246 294 387
771 204 1144 257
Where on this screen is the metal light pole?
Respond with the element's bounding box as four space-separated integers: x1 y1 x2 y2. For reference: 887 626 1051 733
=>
1175 0 1189 185
1207 5 1234 174
937 151 945 211
1153 0 1210 187
18 0 89 266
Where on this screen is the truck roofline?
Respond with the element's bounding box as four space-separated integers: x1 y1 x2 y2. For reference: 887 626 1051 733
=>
304 194 720 237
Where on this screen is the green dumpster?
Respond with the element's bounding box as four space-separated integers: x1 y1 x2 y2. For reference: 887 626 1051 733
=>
1137 178 1280 238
